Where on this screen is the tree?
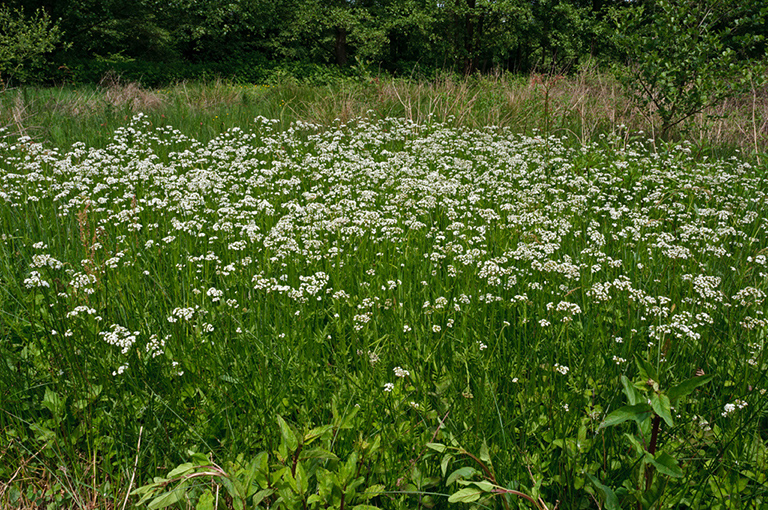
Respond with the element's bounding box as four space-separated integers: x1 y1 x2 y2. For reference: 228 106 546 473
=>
0 6 63 84
610 0 767 139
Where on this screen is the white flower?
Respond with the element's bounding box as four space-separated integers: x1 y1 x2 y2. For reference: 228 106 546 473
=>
554 363 569 375
393 366 410 378
383 382 395 392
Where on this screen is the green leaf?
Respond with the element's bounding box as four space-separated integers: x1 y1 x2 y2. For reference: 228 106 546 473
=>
166 463 195 479
300 447 339 462
190 452 210 466
341 452 358 486
196 489 214 510
251 488 274 507
42 387 64 418
361 484 385 500
295 461 308 496
479 440 491 466
586 473 621 510
447 466 478 486
620 375 644 406
668 375 713 404
441 453 454 478
447 487 483 503
634 356 658 382
599 404 652 429
277 415 299 452
148 487 185 510
645 451 683 478
351 505 380 510
650 393 674 427
426 442 446 453
471 480 494 492
304 425 333 444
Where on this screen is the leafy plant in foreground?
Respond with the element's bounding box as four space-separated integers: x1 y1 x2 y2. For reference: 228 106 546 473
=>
132 415 385 510
589 356 713 509
426 437 552 510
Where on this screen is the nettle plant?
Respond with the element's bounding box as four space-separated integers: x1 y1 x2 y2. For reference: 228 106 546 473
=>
589 356 713 510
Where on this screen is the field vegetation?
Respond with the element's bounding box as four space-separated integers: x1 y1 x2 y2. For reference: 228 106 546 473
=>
1 78 767 508
1 0 768 508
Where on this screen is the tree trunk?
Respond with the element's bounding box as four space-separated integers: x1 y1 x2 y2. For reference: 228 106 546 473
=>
335 26 348 66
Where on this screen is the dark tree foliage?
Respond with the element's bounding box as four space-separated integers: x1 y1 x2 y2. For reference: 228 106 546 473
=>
1 0 765 85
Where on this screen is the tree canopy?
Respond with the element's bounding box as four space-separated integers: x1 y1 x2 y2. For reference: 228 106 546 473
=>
0 0 765 86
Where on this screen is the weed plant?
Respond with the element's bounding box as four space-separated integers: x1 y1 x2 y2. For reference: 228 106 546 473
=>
0 112 767 509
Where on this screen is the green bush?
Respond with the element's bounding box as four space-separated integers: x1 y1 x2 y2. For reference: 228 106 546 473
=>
0 6 64 85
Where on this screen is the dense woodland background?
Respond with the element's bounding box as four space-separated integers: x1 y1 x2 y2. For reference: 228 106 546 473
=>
2 0 767 87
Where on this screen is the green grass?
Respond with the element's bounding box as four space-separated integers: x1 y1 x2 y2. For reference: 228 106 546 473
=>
0 93 767 509
2 70 767 159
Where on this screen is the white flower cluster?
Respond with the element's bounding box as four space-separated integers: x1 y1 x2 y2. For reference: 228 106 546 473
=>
100 324 138 355
24 271 50 288
69 272 97 294
393 366 410 378
167 307 197 323
721 399 748 417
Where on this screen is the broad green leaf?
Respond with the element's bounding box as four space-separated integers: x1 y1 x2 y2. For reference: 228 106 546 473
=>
295 461 308 496
650 393 673 427
196 489 214 510
351 505 380 510
448 487 483 503
42 388 64 418
440 453 454 478
300 447 339 462
148 487 185 510
250 452 269 488
277 415 298 452
167 463 195 479
598 404 652 429
304 425 333 445
586 473 621 510
471 480 494 492
634 355 658 382
645 451 683 478
361 484 385 500
479 440 491 465
282 469 297 492
190 452 210 466
447 466 478 486
426 442 446 453
341 452 358 486
252 488 274 507
668 375 713 404
620 375 644 406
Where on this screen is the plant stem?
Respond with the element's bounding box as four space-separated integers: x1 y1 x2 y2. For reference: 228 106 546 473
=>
646 414 662 490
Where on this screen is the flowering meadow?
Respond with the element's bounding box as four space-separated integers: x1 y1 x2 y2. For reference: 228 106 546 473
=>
1 114 767 509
